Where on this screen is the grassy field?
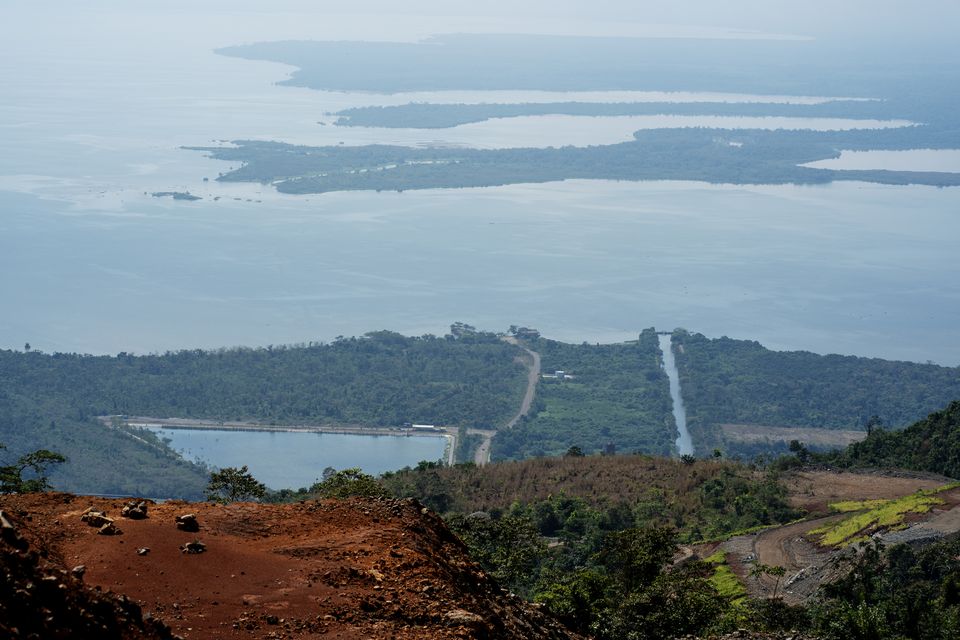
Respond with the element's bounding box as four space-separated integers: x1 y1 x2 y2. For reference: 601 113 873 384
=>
809 487 957 547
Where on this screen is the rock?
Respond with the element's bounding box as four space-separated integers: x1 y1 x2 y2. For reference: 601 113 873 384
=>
180 540 206 554
137 547 150 556
81 509 113 528
72 565 86 579
443 608 486 629
0 510 28 552
121 501 149 520
98 522 122 536
175 514 199 532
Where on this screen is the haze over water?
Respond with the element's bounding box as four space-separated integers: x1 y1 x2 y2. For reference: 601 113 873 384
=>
2 2 959 365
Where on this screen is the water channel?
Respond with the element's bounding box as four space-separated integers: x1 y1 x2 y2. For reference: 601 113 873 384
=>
658 333 694 456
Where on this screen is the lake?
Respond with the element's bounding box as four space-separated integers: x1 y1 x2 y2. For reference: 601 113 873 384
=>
804 149 960 173
146 427 447 490
2 2 959 370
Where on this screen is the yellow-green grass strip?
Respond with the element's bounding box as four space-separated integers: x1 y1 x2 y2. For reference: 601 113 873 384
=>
706 550 748 604
812 491 945 547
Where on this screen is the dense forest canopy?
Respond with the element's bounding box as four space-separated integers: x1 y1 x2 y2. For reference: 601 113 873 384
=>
672 330 960 456
836 400 960 478
0 329 527 497
189 126 960 197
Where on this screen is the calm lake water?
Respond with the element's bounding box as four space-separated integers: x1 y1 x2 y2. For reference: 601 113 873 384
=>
2 1 959 373
147 428 447 489
804 149 960 172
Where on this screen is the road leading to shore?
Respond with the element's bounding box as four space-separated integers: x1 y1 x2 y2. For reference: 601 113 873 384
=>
473 337 542 465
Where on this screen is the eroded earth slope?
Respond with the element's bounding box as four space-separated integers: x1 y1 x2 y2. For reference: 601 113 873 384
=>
0 493 582 640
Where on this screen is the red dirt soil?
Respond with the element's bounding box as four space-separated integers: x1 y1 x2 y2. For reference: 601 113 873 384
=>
0 493 582 640
783 469 950 513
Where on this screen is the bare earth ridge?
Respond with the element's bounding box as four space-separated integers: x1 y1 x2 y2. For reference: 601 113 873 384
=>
0 493 582 640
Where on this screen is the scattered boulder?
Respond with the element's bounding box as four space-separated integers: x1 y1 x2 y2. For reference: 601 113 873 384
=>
0 512 175 639
80 508 113 528
0 510 28 551
443 608 488 633
98 522 122 536
121 500 149 520
175 513 200 532
181 540 206 554
137 547 151 556
72 565 86 579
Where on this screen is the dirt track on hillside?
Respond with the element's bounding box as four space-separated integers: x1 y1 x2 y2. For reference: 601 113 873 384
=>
784 469 949 512
724 470 960 603
474 338 541 465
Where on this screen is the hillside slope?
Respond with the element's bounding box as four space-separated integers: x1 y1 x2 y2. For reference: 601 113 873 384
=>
0 507 176 639
672 331 960 454
0 493 582 640
839 400 960 477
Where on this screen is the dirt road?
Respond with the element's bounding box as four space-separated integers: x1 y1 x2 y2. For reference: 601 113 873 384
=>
503 337 542 430
472 338 541 465
722 471 960 603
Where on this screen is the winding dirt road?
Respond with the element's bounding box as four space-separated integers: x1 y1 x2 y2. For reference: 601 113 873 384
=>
472 338 541 465
503 337 542 430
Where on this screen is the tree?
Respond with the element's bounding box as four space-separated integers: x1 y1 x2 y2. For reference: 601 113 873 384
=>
205 465 267 503
601 526 677 593
0 444 66 493
751 562 787 599
788 440 810 464
309 467 388 499
865 414 884 435
447 513 545 595
566 445 585 457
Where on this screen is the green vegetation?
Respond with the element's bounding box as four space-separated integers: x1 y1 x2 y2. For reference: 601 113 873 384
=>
452 427 483 464
204 465 267 503
810 538 960 639
829 499 891 513
810 491 946 547
838 401 960 478
0 328 527 498
0 442 66 493
188 124 960 197
0 387 205 499
492 329 674 459
671 331 960 456
380 454 800 544
705 550 748 604
534 526 729 639
375 453 805 638
307 467 390 499
373 448 960 639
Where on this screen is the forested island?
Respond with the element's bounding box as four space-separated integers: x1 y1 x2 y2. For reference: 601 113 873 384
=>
188 125 960 196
